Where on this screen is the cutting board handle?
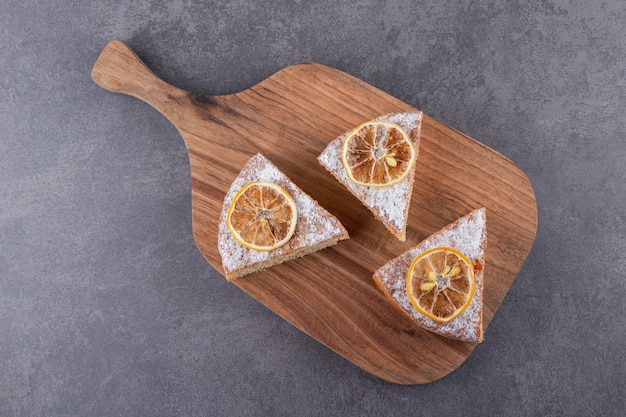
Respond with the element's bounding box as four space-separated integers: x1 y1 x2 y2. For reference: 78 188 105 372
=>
91 40 193 127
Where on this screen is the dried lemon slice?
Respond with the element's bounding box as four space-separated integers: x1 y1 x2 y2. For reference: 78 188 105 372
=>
341 120 416 187
226 181 298 251
406 247 476 322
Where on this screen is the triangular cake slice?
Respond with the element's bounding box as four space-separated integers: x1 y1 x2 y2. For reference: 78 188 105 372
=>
373 208 487 343
218 153 349 280
318 112 422 241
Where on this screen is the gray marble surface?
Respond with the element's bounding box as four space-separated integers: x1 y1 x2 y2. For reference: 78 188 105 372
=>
1 1 624 416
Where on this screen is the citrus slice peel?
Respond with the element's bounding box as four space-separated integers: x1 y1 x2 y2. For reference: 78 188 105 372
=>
406 247 476 323
341 120 416 188
226 181 298 252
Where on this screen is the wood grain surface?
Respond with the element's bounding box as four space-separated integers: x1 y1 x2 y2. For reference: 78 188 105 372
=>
91 40 538 384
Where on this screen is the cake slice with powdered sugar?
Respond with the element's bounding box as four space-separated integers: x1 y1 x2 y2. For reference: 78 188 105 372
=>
218 153 349 280
317 112 422 241
373 208 487 343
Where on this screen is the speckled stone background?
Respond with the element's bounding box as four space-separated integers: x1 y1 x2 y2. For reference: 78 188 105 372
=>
1 1 625 416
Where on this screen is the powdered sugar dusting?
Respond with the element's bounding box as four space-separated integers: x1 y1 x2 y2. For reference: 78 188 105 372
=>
218 154 348 278
374 208 487 343
317 112 422 236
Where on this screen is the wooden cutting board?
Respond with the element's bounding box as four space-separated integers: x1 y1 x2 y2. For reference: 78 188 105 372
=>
91 40 537 384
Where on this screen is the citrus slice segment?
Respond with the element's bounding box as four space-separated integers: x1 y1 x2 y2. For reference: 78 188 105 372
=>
226 181 298 251
406 247 476 322
341 120 416 187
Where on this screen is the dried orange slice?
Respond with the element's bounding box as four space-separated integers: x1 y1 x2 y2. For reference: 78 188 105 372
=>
406 247 476 322
341 120 416 187
226 181 298 252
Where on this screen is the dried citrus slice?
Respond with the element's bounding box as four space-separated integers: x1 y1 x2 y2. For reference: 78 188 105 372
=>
406 247 476 322
226 181 298 252
341 120 416 187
